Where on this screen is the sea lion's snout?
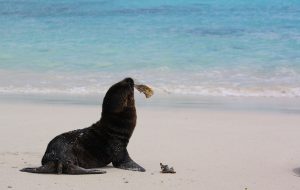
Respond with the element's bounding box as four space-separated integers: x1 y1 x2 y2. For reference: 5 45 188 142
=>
124 77 134 84
122 78 154 98
123 78 134 88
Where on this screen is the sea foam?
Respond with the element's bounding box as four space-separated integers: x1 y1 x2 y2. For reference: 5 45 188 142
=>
0 69 299 98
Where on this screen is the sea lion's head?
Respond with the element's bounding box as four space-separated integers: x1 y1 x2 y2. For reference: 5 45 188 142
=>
102 78 135 114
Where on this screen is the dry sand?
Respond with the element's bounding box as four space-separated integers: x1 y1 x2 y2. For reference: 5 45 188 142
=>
0 101 300 190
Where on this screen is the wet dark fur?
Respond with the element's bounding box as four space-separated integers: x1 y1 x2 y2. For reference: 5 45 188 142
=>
21 78 145 174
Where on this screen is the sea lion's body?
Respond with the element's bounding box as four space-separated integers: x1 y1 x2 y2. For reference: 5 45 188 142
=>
21 78 145 174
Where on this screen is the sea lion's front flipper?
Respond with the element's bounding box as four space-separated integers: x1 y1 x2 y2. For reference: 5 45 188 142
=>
66 164 106 175
113 158 145 172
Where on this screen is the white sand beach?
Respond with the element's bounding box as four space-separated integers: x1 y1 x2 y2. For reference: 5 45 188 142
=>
0 100 300 190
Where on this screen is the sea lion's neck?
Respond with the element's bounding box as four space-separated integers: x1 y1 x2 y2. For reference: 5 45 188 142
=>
94 108 137 143
100 106 136 121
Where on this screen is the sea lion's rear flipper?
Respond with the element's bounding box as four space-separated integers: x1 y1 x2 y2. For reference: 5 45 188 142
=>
66 164 106 175
21 162 106 175
20 162 56 174
113 159 146 172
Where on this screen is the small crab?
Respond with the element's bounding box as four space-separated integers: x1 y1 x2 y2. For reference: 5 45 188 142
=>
160 163 176 174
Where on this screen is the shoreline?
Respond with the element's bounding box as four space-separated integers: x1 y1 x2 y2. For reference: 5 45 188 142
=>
1 93 300 114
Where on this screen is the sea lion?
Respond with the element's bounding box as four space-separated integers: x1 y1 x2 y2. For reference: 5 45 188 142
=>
21 78 152 174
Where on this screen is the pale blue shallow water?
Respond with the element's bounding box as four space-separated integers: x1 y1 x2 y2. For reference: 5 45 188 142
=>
0 0 300 97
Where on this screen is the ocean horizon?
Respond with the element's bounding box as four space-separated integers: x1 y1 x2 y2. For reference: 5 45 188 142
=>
1 0 300 98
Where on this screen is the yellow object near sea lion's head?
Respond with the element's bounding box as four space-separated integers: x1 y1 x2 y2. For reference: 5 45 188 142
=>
134 84 154 98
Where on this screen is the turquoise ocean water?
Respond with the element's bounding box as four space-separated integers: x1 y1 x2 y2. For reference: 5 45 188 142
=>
0 0 300 97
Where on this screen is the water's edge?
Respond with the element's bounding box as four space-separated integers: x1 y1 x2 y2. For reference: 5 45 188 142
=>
1 93 300 115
